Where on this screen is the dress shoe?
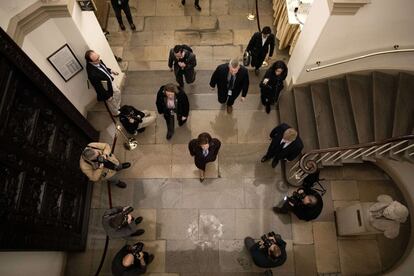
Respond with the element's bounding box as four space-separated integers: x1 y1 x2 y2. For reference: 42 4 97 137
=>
115 181 127 189
200 177 205 183
130 229 145 237
261 156 269 163
138 127 146 133
195 4 202 11
166 132 173 140
226 105 233 114
119 23 126 31
135 216 143 225
265 104 271 114
181 0 185 5
272 206 288 214
121 162 131 169
147 254 155 265
271 159 279 168
130 23 136 31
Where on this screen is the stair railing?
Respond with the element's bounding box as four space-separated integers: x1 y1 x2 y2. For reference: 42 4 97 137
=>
288 134 414 185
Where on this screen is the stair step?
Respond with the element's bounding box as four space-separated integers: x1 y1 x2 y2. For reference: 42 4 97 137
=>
293 86 319 152
310 81 338 149
346 73 374 143
278 90 298 130
392 72 414 137
328 77 358 146
373 71 397 141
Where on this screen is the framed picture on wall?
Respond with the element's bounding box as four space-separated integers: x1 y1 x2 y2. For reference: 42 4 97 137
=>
47 44 83 82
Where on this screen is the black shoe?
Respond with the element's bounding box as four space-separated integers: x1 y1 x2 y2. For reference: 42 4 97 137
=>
265 104 271 114
181 0 185 5
261 155 270 163
166 132 173 140
273 206 288 214
138 127 146 133
147 254 155 265
135 216 143 225
122 162 131 169
115 181 127 189
271 159 279 168
130 23 136 31
195 4 201 11
130 229 145 237
119 24 126 31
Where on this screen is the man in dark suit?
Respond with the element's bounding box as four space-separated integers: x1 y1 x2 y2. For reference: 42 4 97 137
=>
110 0 136 31
156 83 190 140
181 0 201 11
168 45 197 88
261 123 304 168
209 58 249 114
246 26 276 75
85 50 121 116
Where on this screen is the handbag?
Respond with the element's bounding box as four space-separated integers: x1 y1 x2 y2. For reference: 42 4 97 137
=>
243 50 251 66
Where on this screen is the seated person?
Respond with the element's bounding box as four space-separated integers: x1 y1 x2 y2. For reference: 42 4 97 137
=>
273 187 323 221
102 206 145 239
112 242 154 276
119 105 157 135
244 232 287 268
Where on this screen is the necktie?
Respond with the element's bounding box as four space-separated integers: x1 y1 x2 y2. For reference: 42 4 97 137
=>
203 149 209 157
228 75 235 90
100 64 114 81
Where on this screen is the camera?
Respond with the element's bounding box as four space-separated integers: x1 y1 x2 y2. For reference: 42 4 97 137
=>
129 242 144 258
289 191 305 204
260 231 277 248
118 206 134 229
96 155 106 163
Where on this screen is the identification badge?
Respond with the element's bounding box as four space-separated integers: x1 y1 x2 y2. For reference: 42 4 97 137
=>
228 90 232 96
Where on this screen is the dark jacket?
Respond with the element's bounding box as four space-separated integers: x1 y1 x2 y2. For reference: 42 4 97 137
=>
292 188 323 221
209 63 249 100
269 123 304 161
188 138 221 170
102 206 137 239
86 61 114 101
119 105 145 134
110 0 129 7
168 48 197 73
112 245 146 276
156 85 190 117
246 32 275 58
250 235 287 268
260 61 288 102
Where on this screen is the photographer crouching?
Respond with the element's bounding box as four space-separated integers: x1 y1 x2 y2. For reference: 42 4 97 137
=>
112 242 154 276
102 206 145 239
244 232 287 269
273 186 323 221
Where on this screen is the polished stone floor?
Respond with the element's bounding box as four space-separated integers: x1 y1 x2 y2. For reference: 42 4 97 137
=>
65 1 409 275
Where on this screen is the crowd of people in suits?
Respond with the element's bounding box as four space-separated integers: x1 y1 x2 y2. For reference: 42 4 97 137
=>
80 21 325 275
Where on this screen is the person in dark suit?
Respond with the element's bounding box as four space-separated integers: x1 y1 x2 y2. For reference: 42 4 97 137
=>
181 0 201 11
209 58 249 114
168 45 197 88
110 0 136 31
112 242 154 276
246 26 276 75
156 83 190 140
260 60 288 113
188 132 221 182
85 50 121 116
261 123 304 168
119 105 157 135
244 233 287 268
273 187 323 221
101 206 145 239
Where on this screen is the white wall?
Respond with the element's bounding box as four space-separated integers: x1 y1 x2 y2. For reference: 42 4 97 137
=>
288 0 414 84
0 252 66 276
0 0 38 30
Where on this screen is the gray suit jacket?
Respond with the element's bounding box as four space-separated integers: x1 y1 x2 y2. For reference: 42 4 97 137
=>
102 206 137 239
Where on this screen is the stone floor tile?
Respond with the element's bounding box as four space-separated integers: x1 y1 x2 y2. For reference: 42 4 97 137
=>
292 215 313 245
235 209 292 240
145 16 192 31
190 46 213 61
136 0 157 16
293 244 318 276
228 0 274 16
342 164 388 180
126 208 157 241
237 110 278 143
111 46 124 58
91 181 103 208
123 71 175 94
199 209 235 240
219 143 279 178
133 178 183 208
338 239 381 275
157 209 199 240
171 144 218 178
319 167 343 180
211 0 229 16
233 29 252 46
166 239 219 273
333 200 360 210
231 94 267 110
129 31 154 47
182 0 210 16
65 247 95 276
128 60 169 71
174 31 201 45
217 15 258 31
98 178 135 208
155 114 193 144
200 31 233 46
107 31 131 46
90 239 128 275
121 144 172 178
134 122 157 144
107 17 121 33
313 222 340 273
219 240 254 272
181 177 244 208
190 16 218 30
131 16 145 32
87 208 106 242
357 180 397 202
187 93 225 110
243 177 285 209
155 0 185 16
331 180 359 201
144 240 167 273
213 45 243 61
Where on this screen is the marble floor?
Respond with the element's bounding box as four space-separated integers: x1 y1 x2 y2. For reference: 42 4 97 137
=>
65 1 410 275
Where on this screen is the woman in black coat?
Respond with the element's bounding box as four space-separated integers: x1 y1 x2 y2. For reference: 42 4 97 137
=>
156 83 190 140
260 60 288 113
188 133 221 182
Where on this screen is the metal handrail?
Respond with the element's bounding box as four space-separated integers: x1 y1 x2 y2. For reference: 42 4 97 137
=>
306 48 414 72
298 134 414 174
